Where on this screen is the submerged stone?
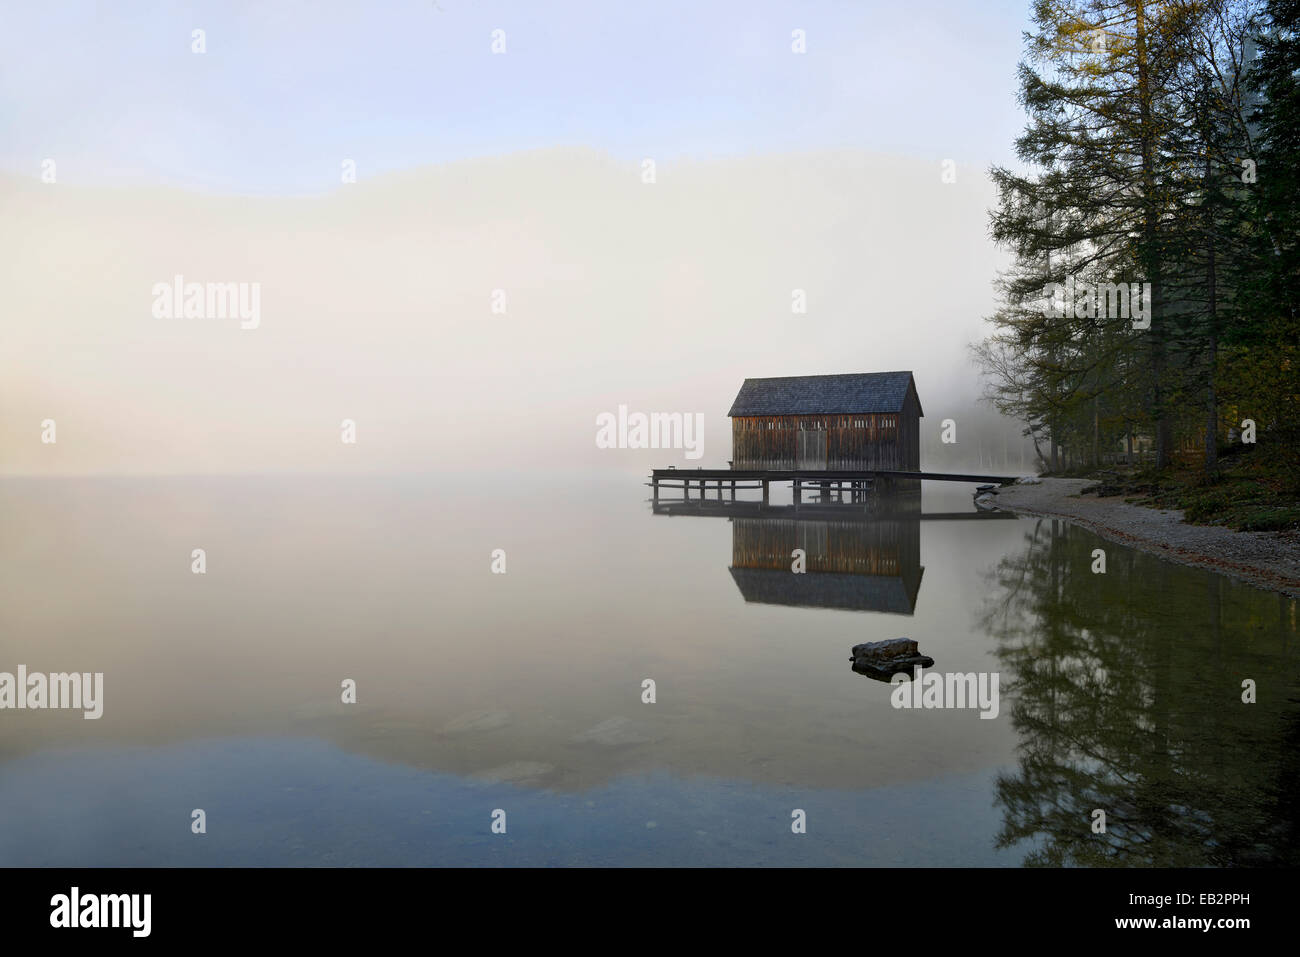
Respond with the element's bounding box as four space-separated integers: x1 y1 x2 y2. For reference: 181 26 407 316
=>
850 638 934 682
850 638 919 661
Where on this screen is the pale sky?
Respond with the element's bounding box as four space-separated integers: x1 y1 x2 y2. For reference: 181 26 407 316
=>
0 0 1031 193
0 1 1037 476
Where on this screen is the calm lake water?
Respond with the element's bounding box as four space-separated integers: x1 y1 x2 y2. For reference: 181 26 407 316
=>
0 475 1296 866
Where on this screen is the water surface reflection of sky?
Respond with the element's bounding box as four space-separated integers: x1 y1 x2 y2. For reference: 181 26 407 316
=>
0 476 1293 865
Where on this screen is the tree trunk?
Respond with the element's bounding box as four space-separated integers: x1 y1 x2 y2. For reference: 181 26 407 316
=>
1093 397 1100 467
1203 119 1219 478
1135 0 1170 469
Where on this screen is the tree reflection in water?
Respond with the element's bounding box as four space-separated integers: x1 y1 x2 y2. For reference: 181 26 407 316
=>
982 518 1300 866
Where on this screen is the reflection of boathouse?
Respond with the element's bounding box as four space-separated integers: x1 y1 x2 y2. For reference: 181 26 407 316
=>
728 509 923 615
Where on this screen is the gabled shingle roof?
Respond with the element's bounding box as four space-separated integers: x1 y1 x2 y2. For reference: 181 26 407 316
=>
727 372 921 417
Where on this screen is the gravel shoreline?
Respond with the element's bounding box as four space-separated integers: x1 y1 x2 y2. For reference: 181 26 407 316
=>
990 478 1300 598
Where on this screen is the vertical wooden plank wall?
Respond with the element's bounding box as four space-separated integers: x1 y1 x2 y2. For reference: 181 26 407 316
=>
732 409 920 471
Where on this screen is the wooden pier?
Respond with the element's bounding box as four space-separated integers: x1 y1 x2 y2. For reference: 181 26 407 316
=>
649 499 1019 520
649 467 1017 509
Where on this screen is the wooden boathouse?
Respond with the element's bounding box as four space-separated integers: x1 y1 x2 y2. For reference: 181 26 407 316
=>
728 371 922 471
650 370 1016 507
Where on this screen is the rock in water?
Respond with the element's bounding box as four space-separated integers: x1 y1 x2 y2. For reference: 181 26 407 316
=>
850 638 919 662
849 637 934 681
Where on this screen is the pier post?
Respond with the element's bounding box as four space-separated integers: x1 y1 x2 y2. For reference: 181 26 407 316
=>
652 475 659 507
761 479 769 507
794 478 802 507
